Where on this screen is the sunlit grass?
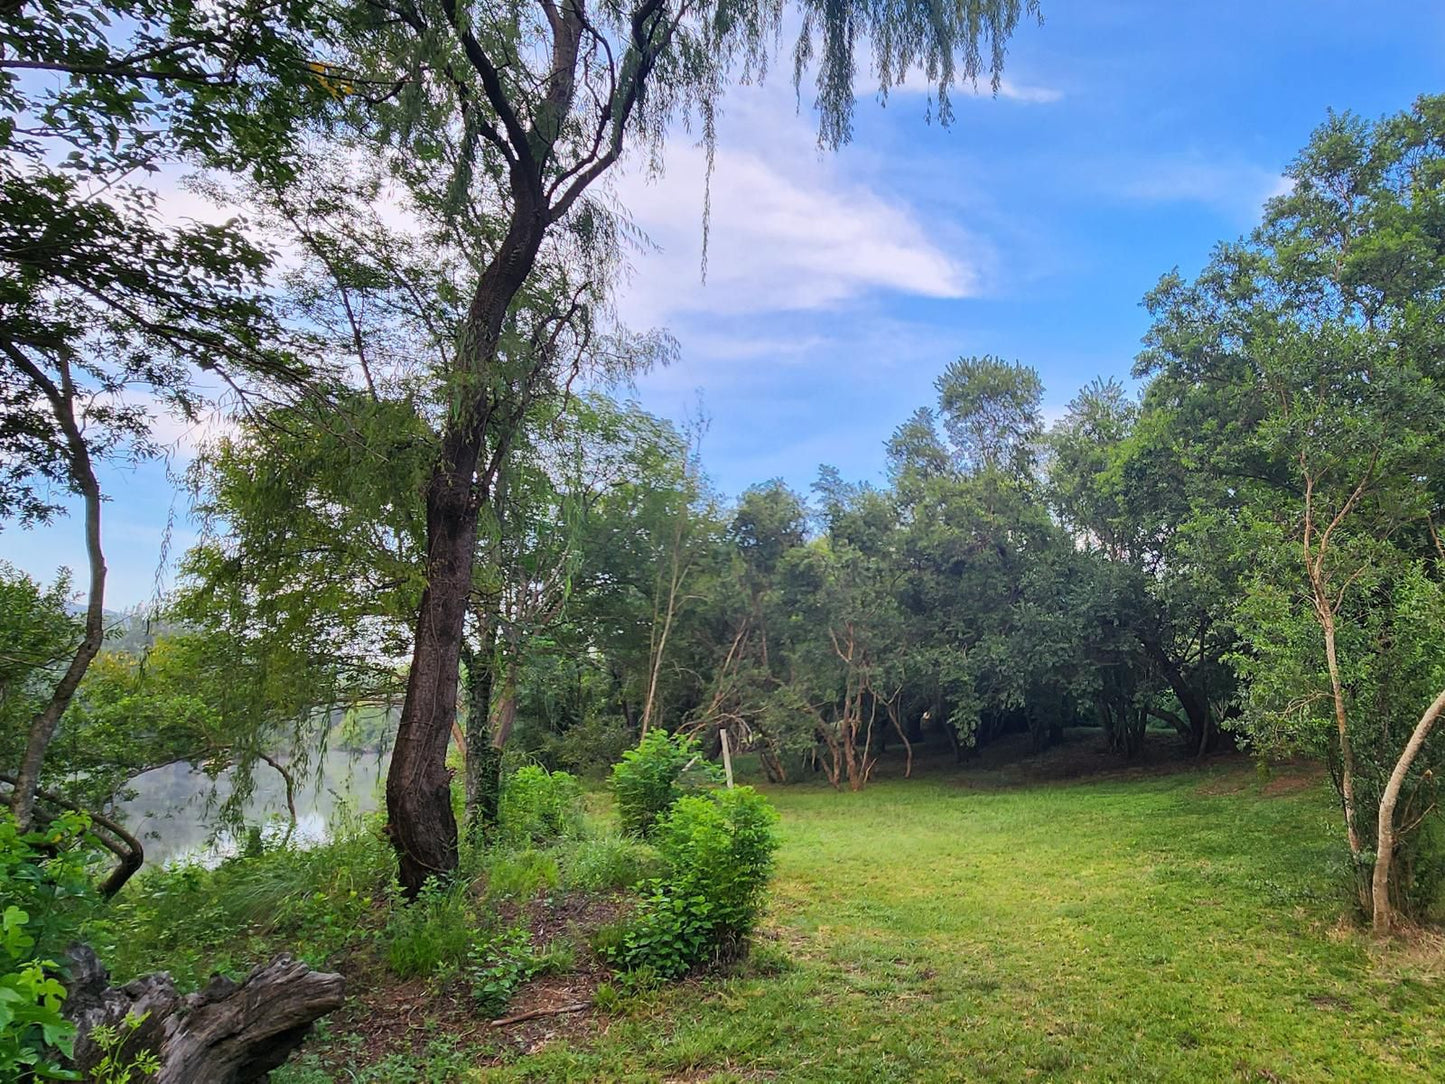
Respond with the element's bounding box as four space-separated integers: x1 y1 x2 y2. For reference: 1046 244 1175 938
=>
476 763 1445 1082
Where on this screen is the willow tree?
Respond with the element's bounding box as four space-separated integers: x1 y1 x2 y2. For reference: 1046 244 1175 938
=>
319 0 1045 892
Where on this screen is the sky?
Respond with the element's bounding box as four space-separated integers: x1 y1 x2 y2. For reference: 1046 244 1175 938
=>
5 0 1445 607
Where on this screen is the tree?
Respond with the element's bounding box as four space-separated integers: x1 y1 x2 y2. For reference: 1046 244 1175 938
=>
314 0 1043 891
1 0 323 827
1138 96 1445 930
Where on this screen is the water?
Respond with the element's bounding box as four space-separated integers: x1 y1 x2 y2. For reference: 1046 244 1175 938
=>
116 746 391 867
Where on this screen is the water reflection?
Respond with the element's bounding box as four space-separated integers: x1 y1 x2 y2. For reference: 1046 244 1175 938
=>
117 746 391 867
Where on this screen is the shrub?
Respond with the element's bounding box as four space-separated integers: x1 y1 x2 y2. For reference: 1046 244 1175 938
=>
604 787 779 977
550 718 634 778
466 925 538 1017
656 787 779 940
497 765 584 847
610 730 719 838
0 811 94 1081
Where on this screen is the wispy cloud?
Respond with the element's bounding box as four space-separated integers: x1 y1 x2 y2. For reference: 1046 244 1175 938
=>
609 78 987 328
1116 156 1291 221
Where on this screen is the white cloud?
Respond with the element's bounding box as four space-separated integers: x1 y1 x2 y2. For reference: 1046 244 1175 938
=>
885 70 1064 105
1119 157 1291 221
609 84 984 327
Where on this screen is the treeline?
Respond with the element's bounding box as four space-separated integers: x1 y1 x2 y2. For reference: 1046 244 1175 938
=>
9 96 1441 932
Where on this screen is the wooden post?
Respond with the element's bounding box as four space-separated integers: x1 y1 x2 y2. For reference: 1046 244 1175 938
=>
720 727 734 789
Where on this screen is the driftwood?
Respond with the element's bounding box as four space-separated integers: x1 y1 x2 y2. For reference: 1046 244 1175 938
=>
63 944 346 1083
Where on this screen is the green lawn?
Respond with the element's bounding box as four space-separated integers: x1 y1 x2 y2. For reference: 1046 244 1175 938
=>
476 761 1445 1082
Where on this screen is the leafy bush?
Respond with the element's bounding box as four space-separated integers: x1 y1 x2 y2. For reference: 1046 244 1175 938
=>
604 787 779 977
610 730 719 838
656 788 779 939
549 717 634 778
496 766 584 847
558 835 662 893
466 925 539 1016
0 811 95 1081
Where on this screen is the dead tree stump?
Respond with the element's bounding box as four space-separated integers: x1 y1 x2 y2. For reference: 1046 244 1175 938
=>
63 944 346 1082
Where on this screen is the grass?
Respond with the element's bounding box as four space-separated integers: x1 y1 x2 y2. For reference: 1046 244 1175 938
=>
467 758 1445 1082
104 739 1445 1082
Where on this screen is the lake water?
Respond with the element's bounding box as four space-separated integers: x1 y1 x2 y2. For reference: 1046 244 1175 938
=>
117 746 391 867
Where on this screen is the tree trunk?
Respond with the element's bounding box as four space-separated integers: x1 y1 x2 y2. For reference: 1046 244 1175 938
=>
63 944 344 1083
474 648 519 835
384 172 551 894
259 752 298 835
1319 612 1365 865
7 355 107 831
1138 632 1214 755
386 431 483 897
1371 686 1445 934
462 630 496 832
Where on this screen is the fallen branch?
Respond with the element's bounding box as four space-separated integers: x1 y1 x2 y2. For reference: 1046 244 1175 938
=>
490 1001 591 1027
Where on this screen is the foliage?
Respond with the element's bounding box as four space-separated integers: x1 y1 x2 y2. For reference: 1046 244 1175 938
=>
86 1013 161 1084
0 812 98 1082
495 767 584 848
611 731 719 838
466 926 542 1017
606 787 779 977
382 877 477 981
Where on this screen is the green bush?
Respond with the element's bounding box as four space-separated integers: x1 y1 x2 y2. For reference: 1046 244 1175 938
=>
604 787 779 977
0 811 94 1081
549 718 634 778
466 925 538 1017
610 730 719 838
656 787 779 939
496 765 584 847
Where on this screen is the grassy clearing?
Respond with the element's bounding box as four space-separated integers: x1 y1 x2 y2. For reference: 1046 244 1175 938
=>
107 741 1445 1082
470 758 1444 1082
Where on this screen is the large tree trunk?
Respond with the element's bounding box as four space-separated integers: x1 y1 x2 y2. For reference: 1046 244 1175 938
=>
386 431 483 897
1370 686 1445 934
63 945 344 1083
385 191 549 894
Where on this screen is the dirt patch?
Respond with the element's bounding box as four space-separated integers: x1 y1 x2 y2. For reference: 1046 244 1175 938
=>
302 889 635 1075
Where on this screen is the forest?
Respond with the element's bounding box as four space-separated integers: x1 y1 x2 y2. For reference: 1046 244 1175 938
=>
4 1 1445 1080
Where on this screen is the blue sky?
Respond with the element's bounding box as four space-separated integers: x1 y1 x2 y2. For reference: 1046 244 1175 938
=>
5 0 1444 607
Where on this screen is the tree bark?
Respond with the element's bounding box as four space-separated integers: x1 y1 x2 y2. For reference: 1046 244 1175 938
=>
461 628 496 831
1319 611 1365 863
1370 686 1445 934
63 944 344 1083
387 430 484 897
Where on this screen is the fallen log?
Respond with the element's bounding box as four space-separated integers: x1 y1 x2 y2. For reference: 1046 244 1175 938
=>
63 944 346 1083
